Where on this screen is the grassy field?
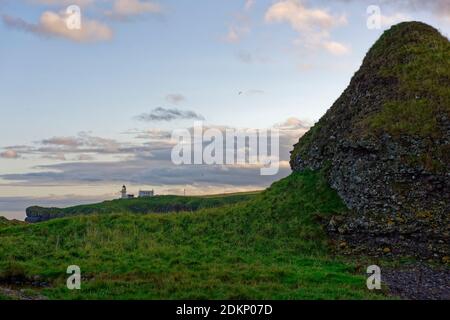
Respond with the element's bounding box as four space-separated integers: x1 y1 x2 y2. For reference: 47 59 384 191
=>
25 192 259 219
0 294 11 300
0 171 385 299
0 217 23 227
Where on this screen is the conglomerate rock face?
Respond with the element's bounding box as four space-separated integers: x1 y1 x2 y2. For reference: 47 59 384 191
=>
290 22 449 260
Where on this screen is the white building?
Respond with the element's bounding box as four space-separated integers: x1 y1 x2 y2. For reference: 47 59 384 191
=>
139 190 154 198
121 185 127 199
120 186 154 199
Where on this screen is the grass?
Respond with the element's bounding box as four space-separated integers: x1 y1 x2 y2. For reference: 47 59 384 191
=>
364 22 450 138
0 294 11 300
26 192 259 218
0 217 10 228
194 190 262 198
0 171 386 300
290 22 450 174
0 217 23 228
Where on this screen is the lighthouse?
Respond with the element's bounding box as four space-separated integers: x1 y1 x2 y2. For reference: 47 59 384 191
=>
121 185 127 199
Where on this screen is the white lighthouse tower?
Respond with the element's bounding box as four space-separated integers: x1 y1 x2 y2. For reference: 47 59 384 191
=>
121 185 127 199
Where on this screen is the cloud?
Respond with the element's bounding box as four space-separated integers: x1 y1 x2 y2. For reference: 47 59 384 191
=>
78 154 95 161
29 0 94 6
79 132 121 152
106 0 162 19
165 94 186 105
4 132 135 162
275 117 312 130
0 150 19 159
322 40 350 55
245 0 256 11
0 118 311 190
225 3 253 44
226 26 240 43
41 152 67 161
237 51 253 63
125 128 173 140
135 107 205 122
265 0 350 55
379 12 412 27
266 0 347 31
41 136 83 147
333 0 449 22
236 50 271 64
225 22 250 43
37 132 122 153
239 89 265 96
2 11 113 42
0 160 293 190
376 0 448 18
225 10 251 43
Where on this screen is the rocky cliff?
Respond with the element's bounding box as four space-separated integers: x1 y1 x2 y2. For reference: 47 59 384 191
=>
25 206 63 223
290 22 449 261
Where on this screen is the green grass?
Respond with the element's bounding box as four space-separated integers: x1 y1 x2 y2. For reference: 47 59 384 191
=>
0 217 23 228
0 171 385 299
26 192 259 218
290 22 450 174
0 217 10 228
194 190 262 198
0 294 11 300
365 22 450 138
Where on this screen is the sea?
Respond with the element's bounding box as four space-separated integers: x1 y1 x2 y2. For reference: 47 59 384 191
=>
1 211 28 221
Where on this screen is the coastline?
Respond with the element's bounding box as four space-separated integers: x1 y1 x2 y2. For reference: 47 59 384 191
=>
0 211 26 221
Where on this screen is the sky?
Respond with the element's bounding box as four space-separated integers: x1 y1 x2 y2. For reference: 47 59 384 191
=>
0 0 449 219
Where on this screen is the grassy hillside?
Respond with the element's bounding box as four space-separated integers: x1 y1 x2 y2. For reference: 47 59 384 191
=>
0 171 384 299
364 22 450 139
26 192 260 220
0 217 10 228
291 22 450 170
0 217 23 228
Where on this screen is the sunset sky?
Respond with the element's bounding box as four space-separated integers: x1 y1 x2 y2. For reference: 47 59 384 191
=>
1 0 449 219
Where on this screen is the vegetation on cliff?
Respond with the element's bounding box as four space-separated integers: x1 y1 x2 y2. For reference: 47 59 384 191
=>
364 22 450 139
25 192 260 222
0 171 383 299
289 22 449 262
291 22 450 167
